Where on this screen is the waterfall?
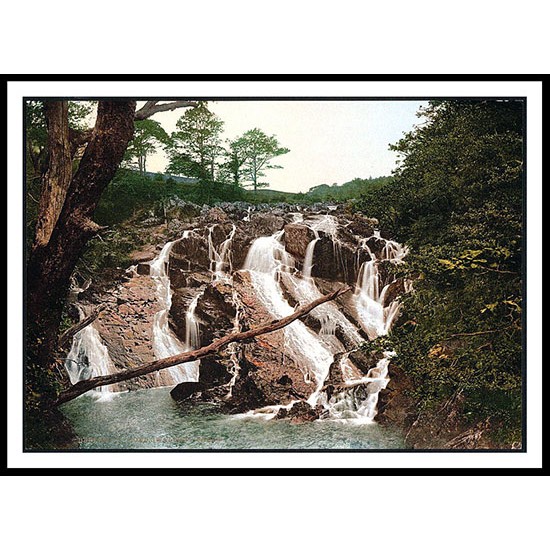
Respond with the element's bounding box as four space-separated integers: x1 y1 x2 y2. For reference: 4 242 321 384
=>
322 352 394 424
241 218 408 423
302 230 319 279
150 234 199 384
185 292 202 350
65 207 408 427
353 235 408 340
208 224 236 281
225 289 243 398
64 315 116 400
243 231 334 400
318 233 409 422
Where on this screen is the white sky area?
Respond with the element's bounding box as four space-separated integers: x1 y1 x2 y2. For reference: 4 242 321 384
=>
144 100 425 193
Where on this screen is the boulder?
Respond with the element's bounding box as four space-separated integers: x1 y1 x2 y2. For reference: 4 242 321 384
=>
136 263 151 275
193 281 238 345
275 401 324 423
283 223 315 259
170 231 210 272
311 237 369 284
130 250 157 263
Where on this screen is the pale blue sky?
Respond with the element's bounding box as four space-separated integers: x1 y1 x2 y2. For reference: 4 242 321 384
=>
146 100 425 193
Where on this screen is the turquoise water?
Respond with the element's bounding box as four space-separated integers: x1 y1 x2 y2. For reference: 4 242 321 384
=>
61 387 406 450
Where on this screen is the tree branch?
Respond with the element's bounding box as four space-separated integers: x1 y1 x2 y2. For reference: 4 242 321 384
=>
58 305 107 349
54 285 352 406
444 328 506 339
134 101 199 120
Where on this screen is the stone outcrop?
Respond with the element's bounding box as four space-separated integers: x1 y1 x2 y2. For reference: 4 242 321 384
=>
283 223 315 259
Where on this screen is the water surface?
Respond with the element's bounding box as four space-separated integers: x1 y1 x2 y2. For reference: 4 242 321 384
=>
61 387 406 450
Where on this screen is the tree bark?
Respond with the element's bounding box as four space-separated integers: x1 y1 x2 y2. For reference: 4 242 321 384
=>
54 285 352 406
33 101 73 248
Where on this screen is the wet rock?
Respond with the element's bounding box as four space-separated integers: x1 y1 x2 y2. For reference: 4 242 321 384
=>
247 212 285 237
204 207 229 224
283 223 315 259
193 281 237 345
361 236 387 258
275 401 324 423
311 237 369 284
348 348 385 376
198 357 233 386
170 357 233 403
136 263 151 275
170 382 204 401
130 250 157 263
345 216 377 238
170 232 210 272
382 278 406 307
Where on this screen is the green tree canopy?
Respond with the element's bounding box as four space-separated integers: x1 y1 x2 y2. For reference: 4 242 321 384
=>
165 102 224 183
236 128 290 192
124 119 169 175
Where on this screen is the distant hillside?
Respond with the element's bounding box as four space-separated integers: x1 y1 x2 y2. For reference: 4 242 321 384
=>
306 176 393 201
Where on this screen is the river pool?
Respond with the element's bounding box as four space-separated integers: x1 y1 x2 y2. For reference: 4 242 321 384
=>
61 387 406 450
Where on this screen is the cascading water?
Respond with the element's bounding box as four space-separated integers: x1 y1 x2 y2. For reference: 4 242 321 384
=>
150 233 199 383
241 217 408 423
184 291 202 351
353 235 407 340
208 224 236 281
319 232 408 423
243 231 334 402
64 310 116 400
64 209 407 428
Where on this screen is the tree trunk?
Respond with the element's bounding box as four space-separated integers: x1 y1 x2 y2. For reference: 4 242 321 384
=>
26 100 137 409
33 101 73 249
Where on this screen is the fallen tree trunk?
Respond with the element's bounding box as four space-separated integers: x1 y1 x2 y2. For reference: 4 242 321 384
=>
58 305 107 349
54 285 352 406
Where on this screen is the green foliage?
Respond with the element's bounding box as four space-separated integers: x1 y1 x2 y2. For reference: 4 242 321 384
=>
357 100 524 444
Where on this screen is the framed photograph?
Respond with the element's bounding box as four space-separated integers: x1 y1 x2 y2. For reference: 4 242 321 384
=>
7 77 543 471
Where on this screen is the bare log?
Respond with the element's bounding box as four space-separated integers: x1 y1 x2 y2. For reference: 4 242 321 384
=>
58 305 107 349
54 285 352 406
134 100 199 120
